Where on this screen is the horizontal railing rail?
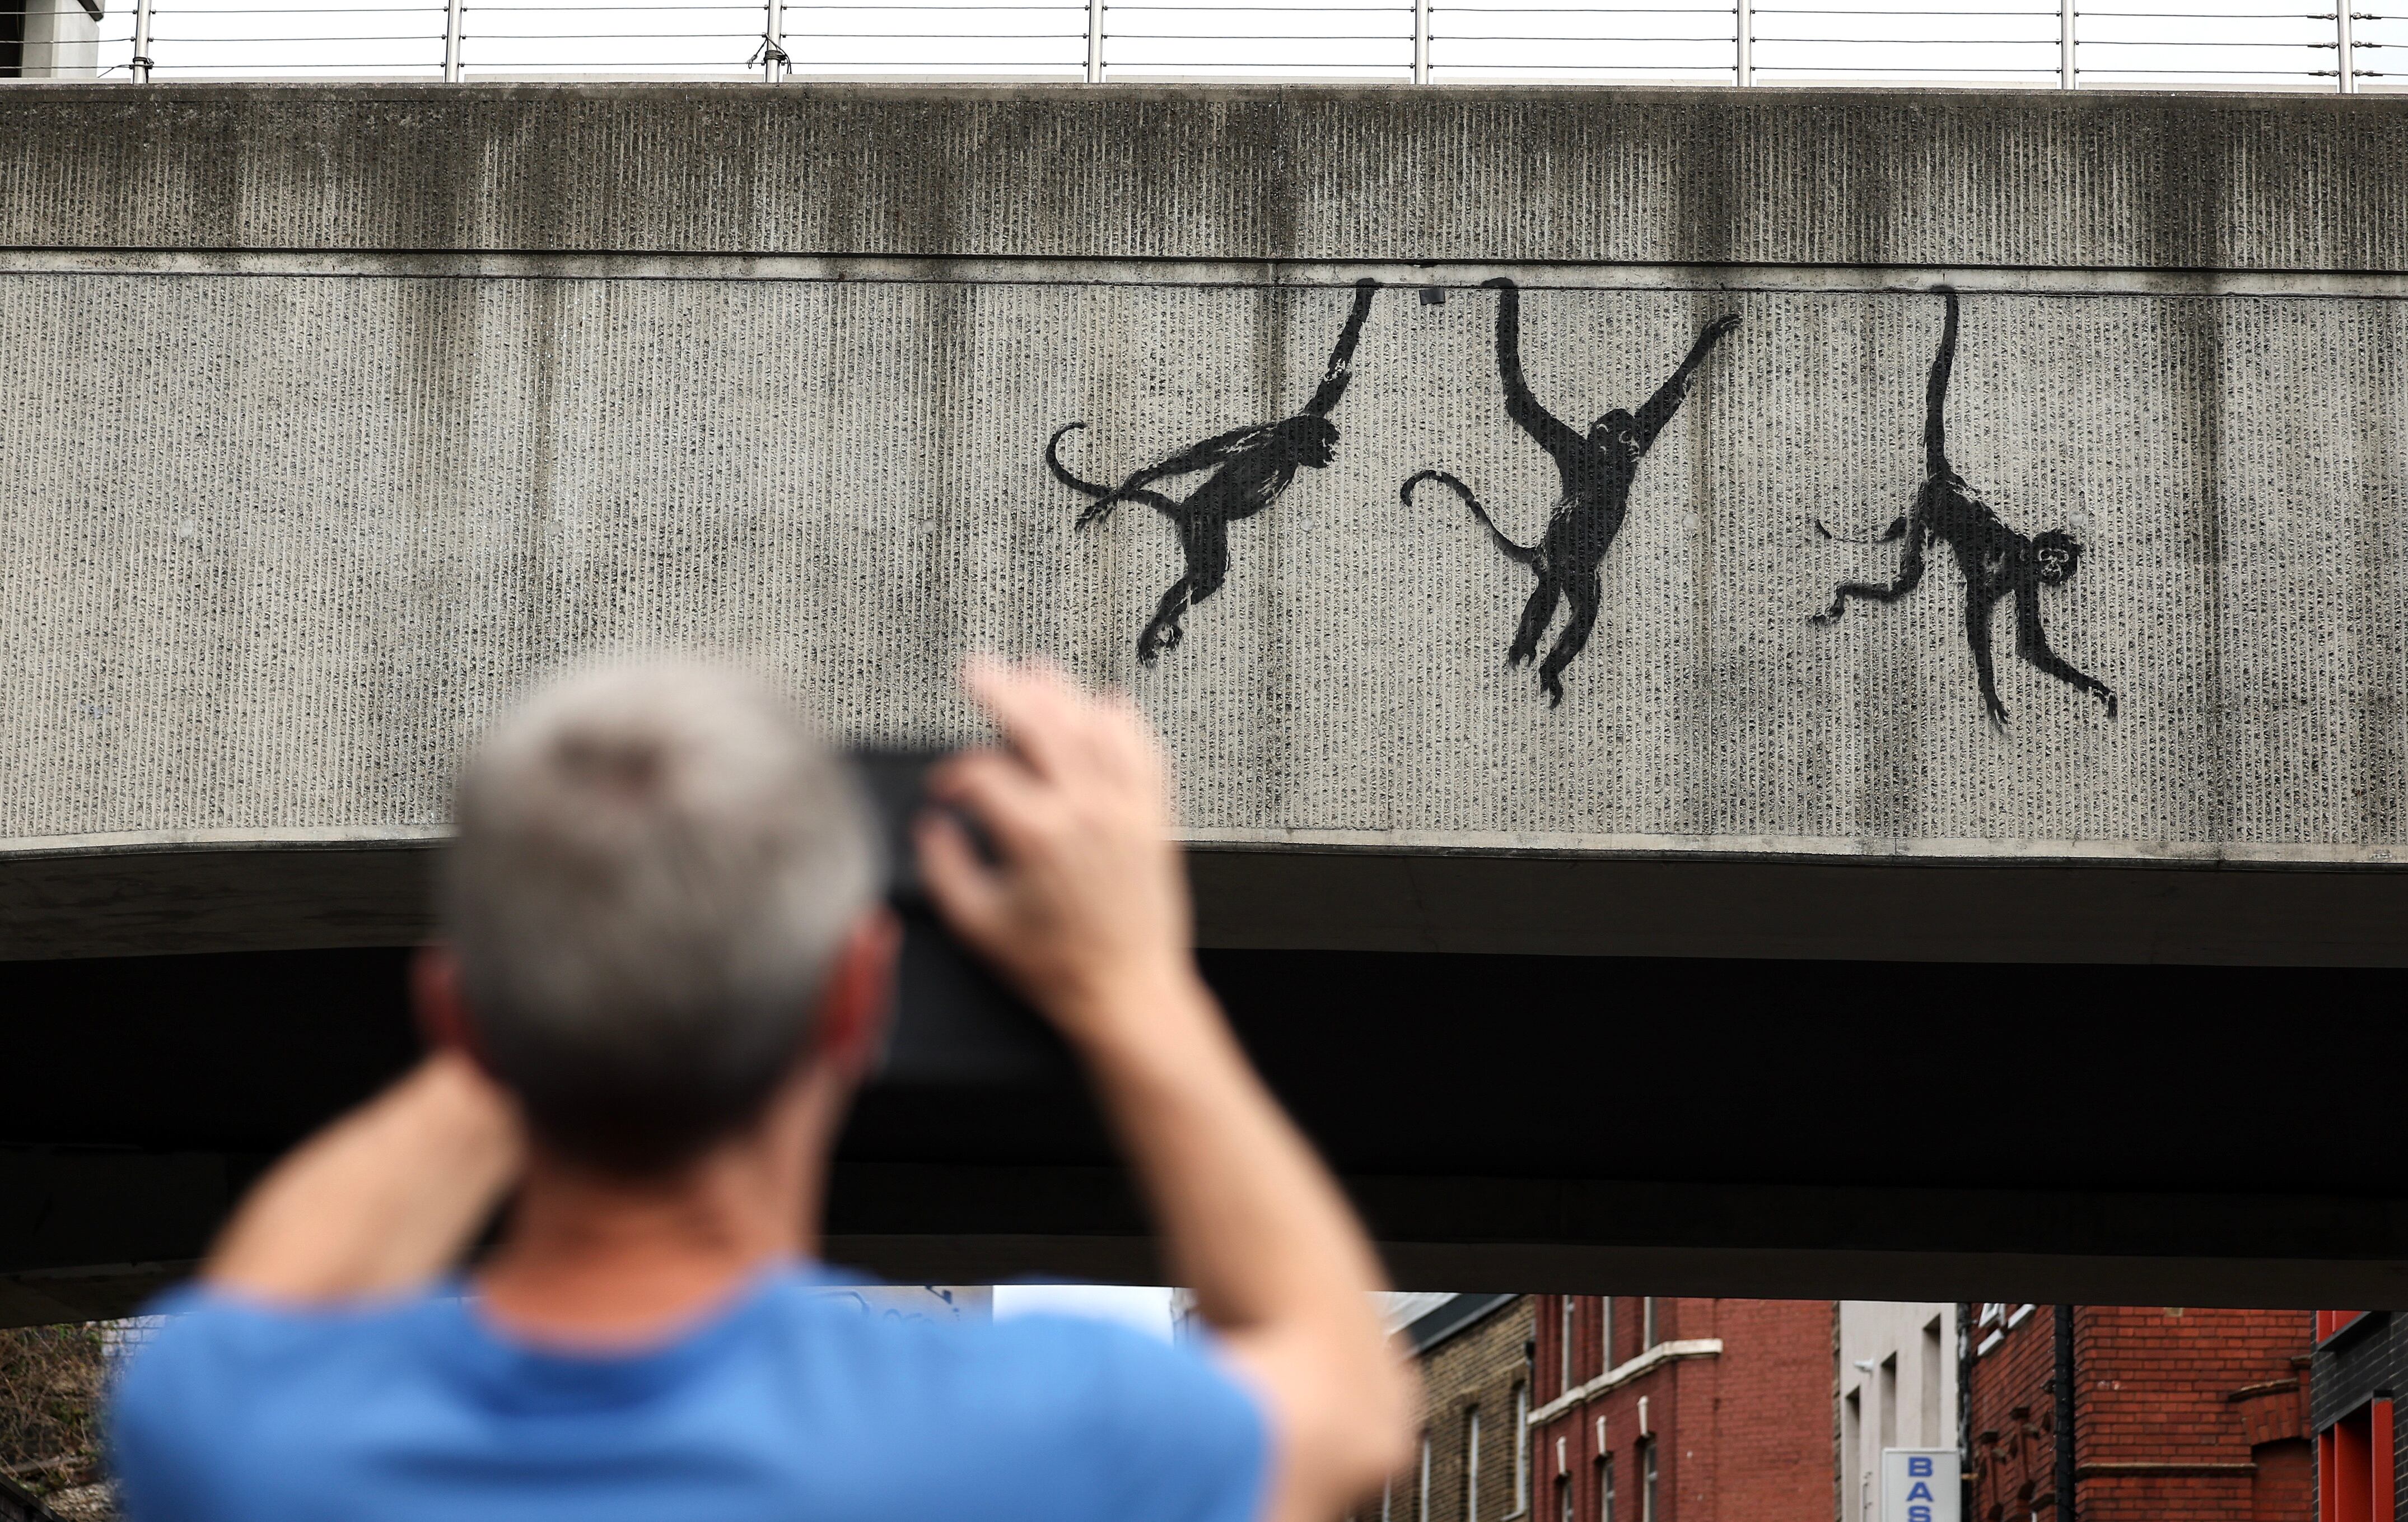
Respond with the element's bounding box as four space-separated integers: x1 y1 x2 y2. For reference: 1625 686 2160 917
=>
1 0 2392 89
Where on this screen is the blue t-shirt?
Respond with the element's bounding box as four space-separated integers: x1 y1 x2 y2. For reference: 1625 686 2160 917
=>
109 1267 1269 1522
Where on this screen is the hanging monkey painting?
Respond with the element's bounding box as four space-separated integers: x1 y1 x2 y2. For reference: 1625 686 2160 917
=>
1403 277 1739 706
1048 278 1379 665
1810 288 2116 728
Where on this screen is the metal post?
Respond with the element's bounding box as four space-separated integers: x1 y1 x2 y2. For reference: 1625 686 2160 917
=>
442 0 463 81
130 0 153 81
2059 0 2075 87
759 0 784 81
1734 0 1751 83
1085 0 1102 80
1413 0 1429 81
2337 1 2356 90
2052 1307 2077 1522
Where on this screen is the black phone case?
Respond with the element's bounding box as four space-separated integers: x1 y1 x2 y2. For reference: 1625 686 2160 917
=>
848 751 1072 1086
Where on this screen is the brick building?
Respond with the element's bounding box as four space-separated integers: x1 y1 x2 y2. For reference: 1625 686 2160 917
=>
1966 1304 2313 1522
1528 1296 1833 1522
2309 1311 2401 1522
1356 1294 1537 1522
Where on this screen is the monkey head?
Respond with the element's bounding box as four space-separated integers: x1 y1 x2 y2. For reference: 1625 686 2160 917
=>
2033 529 2083 587
1589 408 1641 457
1273 415 1341 468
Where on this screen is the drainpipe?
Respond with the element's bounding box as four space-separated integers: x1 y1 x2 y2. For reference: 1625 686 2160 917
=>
1957 1303 1973 1521
2054 1306 2076 1522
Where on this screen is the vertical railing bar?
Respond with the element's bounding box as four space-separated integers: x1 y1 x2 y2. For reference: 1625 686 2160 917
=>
2060 0 2075 86
442 0 463 81
130 0 154 81
2336 0 2355 88
1734 0 1751 82
1085 0 1102 80
758 0 784 82
1413 0 1429 81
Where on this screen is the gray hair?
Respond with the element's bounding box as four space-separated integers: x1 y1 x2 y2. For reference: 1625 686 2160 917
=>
443 659 881 1173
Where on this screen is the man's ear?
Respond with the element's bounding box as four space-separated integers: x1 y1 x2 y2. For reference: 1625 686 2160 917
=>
810 909 902 1082
410 944 488 1065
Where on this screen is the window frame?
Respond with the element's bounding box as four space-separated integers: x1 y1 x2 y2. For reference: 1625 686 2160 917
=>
1513 1384 1530 1516
2318 1396 2396 1522
1466 1406 1482 1522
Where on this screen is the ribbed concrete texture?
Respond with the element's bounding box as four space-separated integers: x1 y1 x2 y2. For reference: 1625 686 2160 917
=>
5 85 2408 271
2 87 2406 871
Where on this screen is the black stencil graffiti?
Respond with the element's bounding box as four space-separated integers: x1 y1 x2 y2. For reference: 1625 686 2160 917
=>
1048 278 1379 664
1403 277 1740 706
1810 288 2116 727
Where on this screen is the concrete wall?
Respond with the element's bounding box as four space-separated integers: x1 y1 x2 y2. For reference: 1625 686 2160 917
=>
1836 1302 1958 1522
4 85 2408 882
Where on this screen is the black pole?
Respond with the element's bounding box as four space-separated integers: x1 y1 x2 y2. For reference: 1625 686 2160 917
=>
1958 1303 1974 1521
2054 1306 2077 1522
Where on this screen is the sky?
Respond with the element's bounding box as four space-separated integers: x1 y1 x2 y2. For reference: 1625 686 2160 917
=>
45 0 2398 92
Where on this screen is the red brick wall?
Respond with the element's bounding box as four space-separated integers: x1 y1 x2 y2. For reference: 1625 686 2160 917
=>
1530 1297 1832 1522
1967 1306 2314 1522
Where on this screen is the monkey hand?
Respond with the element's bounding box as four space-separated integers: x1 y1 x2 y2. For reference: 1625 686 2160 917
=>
2092 685 2119 720
1704 313 1742 343
1984 693 2011 729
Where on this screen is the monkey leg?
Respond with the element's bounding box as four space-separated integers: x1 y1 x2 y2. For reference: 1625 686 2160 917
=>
1137 519 1230 664
1536 578 1603 709
1507 579 1562 669
2015 585 2117 718
1136 576 1196 665
1811 537 1926 625
1966 592 2008 729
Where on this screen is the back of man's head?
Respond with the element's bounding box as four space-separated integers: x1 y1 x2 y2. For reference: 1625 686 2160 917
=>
443 660 880 1175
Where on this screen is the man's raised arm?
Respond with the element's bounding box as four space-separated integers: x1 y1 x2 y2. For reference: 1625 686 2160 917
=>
917 659 1418 1522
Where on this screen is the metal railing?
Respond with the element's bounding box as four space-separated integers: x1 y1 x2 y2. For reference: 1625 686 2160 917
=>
5 0 2392 88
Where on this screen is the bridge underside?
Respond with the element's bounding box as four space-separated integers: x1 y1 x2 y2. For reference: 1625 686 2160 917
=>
2 843 2403 1328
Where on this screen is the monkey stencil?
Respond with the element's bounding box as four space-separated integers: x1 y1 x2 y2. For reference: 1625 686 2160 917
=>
1810 288 2116 728
1403 277 1739 706
1048 278 1379 664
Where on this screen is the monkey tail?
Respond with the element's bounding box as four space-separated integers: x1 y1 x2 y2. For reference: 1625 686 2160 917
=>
1404 469 1541 569
1047 422 1114 503
1047 422 1184 529
1812 515 1909 544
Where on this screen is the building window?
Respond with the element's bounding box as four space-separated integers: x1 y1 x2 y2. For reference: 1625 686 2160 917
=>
1420 1433 1434 1522
1599 1454 1617 1522
2318 1398 2396 1522
1642 1439 1659 1522
1383 1479 1394 1522
1562 1297 1578 1392
1642 1298 1659 1349
1602 1298 1617 1370
1919 1317 1944 1447
2320 1310 2373 1343
1513 1385 1529 1515
1466 1407 1482 1522
1556 1477 1574 1522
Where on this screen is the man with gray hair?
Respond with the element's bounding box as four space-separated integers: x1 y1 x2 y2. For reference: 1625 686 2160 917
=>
108 658 1414 1522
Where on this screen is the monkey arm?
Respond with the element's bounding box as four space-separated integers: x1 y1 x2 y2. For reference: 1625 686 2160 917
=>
1631 314 1740 452
2013 580 2117 717
1483 277 1584 457
1303 278 1380 417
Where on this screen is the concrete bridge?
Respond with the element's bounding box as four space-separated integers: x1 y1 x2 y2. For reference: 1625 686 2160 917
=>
3 83 2407 1323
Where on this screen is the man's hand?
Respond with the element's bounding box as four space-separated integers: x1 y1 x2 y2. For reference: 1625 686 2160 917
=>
917 658 1416 1522
914 657 1201 1048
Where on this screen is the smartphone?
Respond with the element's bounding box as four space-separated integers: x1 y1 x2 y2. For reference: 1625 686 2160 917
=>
848 751 1071 1086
